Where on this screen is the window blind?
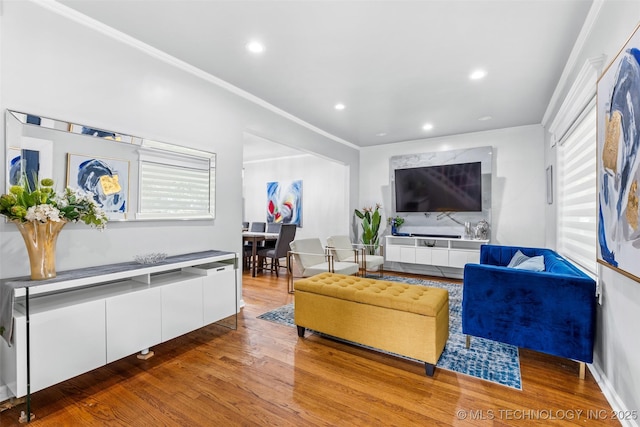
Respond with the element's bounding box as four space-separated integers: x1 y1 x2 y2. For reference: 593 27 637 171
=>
557 102 596 273
136 147 214 220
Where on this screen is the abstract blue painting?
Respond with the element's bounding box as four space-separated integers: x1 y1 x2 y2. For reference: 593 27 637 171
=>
67 154 129 220
6 137 53 192
266 180 302 226
597 23 640 281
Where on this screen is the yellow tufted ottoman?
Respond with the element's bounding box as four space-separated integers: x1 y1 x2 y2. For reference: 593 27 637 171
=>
294 272 449 376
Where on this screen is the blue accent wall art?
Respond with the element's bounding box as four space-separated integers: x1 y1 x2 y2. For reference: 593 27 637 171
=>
67 154 129 220
597 22 640 282
266 180 302 226
6 137 53 192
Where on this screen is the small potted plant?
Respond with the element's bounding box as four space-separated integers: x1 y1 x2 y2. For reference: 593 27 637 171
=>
354 204 382 255
388 216 405 235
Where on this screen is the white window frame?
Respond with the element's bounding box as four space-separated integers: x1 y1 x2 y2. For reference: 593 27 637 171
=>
557 101 597 274
136 144 216 220
550 57 604 276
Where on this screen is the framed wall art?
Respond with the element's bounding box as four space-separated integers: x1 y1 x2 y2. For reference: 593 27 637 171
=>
5 137 53 191
266 180 302 226
597 22 640 281
67 153 129 220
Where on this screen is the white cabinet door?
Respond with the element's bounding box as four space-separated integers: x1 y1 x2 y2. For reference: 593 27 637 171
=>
385 245 401 262
106 287 162 363
449 249 480 268
400 247 416 263
161 277 204 341
203 270 236 324
431 248 449 266
30 299 106 394
415 247 432 265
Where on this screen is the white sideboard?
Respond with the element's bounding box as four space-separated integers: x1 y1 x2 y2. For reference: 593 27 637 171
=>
0 250 237 399
385 235 489 269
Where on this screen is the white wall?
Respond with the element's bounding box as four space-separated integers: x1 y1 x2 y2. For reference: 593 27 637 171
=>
542 2 640 423
243 154 349 245
360 124 546 247
0 0 359 278
0 0 360 399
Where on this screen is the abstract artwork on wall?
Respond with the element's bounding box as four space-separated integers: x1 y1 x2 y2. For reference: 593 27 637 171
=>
5 137 53 191
597 22 640 282
266 180 302 226
67 154 129 220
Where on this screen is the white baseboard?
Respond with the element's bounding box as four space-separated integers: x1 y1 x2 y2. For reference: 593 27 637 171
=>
589 363 639 427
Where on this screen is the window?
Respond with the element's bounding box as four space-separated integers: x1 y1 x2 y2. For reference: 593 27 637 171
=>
136 143 215 220
557 101 596 273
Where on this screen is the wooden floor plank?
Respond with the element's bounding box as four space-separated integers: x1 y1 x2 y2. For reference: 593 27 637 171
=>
0 270 620 426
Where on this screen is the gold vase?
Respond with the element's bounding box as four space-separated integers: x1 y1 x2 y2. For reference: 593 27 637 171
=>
14 220 67 280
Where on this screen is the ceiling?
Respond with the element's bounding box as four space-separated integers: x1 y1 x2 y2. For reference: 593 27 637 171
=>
58 0 592 155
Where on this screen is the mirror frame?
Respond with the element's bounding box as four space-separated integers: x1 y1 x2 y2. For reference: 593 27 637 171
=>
5 110 216 221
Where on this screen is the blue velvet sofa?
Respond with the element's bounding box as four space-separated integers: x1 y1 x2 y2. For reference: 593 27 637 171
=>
462 245 597 368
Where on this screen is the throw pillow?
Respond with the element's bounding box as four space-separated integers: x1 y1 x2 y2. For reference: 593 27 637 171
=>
513 255 545 272
507 250 529 268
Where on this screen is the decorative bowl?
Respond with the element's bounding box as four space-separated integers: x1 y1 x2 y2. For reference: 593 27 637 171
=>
134 252 168 264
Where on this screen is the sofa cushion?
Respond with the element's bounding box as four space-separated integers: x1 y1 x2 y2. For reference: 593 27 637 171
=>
506 250 529 268
513 255 545 271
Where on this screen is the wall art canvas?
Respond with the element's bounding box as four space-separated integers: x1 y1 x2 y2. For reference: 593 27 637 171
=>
5 137 53 191
597 23 640 281
67 154 129 220
266 180 302 225
6 148 22 189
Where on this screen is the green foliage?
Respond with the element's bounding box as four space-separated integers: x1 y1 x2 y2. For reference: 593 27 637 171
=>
388 216 405 228
355 203 382 253
0 176 108 229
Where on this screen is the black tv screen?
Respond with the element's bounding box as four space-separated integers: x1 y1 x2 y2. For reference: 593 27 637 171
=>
394 162 482 212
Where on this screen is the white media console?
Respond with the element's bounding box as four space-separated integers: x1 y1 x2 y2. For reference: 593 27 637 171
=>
0 250 237 401
385 235 489 269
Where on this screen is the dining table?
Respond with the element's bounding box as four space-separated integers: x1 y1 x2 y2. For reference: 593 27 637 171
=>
242 231 279 277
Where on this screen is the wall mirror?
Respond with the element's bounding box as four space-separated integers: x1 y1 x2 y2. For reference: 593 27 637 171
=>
5 110 216 220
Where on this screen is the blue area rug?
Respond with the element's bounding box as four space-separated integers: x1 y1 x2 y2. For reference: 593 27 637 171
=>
257 275 522 389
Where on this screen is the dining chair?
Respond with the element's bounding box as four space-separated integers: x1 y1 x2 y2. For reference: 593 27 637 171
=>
257 224 297 276
250 222 266 232
262 222 282 250
244 221 267 269
266 222 281 233
286 238 359 293
327 235 385 277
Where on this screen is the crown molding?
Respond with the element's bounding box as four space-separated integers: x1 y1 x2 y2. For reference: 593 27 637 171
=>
31 0 359 151
542 0 605 128
548 55 605 146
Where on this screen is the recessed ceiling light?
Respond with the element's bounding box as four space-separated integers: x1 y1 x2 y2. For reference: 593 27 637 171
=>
246 41 265 53
422 123 434 131
470 69 487 80
376 132 387 137
334 103 346 110
478 115 493 121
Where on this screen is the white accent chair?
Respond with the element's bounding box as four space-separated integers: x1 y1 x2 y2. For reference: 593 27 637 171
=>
327 235 385 277
287 238 359 293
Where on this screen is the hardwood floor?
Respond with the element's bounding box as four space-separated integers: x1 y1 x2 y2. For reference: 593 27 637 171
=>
0 270 620 426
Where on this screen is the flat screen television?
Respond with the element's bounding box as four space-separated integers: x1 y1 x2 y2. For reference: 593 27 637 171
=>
394 162 482 212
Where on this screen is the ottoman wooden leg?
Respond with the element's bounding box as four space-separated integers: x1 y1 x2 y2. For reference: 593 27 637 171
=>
297 326 306 337
425 363 436 377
